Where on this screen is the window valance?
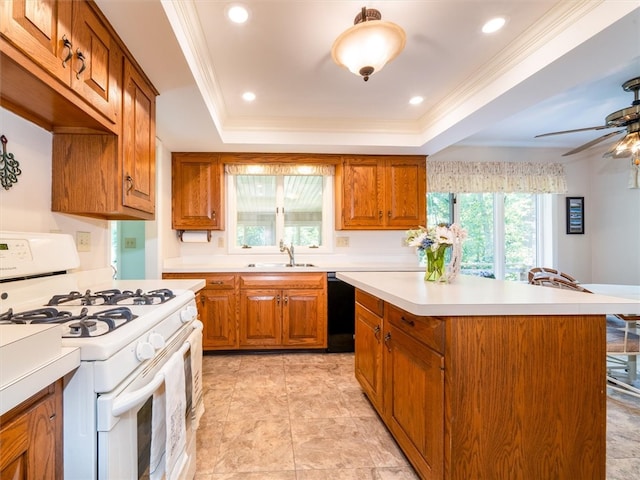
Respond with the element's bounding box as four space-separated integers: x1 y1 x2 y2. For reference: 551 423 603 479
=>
427 160 568 193
225 164 335 176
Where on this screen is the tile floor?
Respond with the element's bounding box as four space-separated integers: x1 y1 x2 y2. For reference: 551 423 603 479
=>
194 352 640 480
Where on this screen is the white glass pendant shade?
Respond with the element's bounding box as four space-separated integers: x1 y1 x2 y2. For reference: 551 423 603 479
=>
331 18 406 81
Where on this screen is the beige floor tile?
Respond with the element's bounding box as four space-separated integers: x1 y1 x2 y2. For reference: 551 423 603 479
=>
214 417 295 473
210 472 297 480
227 390 289 421
287 390 351 418
352 417 409 468
295 468 376 479
196 421 224 474
290 417 375 470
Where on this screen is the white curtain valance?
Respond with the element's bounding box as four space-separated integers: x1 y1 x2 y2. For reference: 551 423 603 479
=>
225 164 335 176
427 160 568 193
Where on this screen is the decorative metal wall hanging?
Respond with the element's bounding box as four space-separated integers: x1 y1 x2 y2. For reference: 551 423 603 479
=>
0 135 21 190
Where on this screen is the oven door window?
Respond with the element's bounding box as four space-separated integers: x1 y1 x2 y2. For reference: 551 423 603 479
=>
137 396 153 479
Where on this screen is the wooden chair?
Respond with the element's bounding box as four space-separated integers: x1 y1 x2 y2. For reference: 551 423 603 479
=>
528 268 640 398
527 267 578 285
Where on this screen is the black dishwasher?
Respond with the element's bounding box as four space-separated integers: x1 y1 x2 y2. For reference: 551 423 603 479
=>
327 272 355 352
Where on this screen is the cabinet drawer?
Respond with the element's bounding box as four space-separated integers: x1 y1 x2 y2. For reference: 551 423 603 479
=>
203 275 235 289
239 273 326 289
386 304 444 353
355 289 384 317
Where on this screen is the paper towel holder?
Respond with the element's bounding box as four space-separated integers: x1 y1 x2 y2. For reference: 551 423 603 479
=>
177 230 212 242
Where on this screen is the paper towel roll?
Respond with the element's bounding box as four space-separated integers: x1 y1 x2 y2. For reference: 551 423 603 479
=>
180 231 210 243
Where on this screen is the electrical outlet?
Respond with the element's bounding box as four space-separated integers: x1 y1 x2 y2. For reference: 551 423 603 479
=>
76 231 91 252
124 237 137 249
336 236 349 247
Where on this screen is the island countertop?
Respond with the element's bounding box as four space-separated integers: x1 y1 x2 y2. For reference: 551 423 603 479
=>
336 271 640 316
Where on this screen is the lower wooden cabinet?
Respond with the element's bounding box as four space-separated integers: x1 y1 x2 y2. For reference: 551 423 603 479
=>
353 289 607 480
163 272 327 351
384 321 444 479
0 380 63 479
239 273 327 349
354 290 384 411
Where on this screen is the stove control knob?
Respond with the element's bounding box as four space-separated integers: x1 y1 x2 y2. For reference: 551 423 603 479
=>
180 305 198 323
148 332 165 350
136 341 155 361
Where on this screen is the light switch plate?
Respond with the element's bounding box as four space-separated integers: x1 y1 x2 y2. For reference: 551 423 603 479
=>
124 237 137 249
336 236 349 247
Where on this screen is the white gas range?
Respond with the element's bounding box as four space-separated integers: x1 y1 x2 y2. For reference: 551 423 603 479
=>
0 231 205 480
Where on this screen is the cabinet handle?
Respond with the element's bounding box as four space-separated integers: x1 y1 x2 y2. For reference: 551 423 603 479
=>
384 332 391 352
210 280 224 285
284 295 288 305
378 210 383 219
62 35 73 67
212 210 216 221
387 211 391 218
126 175 134 193
75 49 87 79
373 325 381 341
400 316 415 327
276 295 280 305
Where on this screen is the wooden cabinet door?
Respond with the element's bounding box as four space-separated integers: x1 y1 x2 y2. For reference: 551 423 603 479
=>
122 58 156 214
70 0 121 124
172 153 224 230
384 323 444 480
0 381 62 480
341 157 384 228
283 288 326 347
0 0 73 84
354 302 383 412
239 289 281 347
386 158 426 228
200 288 237 349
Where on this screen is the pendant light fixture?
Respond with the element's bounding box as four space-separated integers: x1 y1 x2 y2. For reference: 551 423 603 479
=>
331 7 406 82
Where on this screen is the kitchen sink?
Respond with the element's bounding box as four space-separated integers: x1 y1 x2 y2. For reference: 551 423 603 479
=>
246 263 316 268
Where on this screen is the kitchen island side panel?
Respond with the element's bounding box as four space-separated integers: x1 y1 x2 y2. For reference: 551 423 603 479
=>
444 314 606 480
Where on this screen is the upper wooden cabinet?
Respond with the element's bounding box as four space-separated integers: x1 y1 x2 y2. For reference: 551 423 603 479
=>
172 153 225 231
121 58 156 214
2 0 158 220
336 155 426 230
1 0 121 128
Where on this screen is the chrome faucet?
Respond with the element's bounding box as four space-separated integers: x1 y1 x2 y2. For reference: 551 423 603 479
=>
279 239 295 266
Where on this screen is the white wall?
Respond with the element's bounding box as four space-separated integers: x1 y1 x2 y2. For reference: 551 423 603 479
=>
0 108 111 271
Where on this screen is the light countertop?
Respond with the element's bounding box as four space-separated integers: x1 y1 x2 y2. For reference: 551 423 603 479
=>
163 259 423 274
336 272 640 317
1 324 80 416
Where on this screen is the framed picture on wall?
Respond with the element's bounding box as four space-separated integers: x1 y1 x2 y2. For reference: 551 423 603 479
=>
566 196 584 234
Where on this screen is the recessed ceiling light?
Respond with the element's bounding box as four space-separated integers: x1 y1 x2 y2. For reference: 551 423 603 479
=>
409 96 424 105
242 91 256 102
227 4 249 24
482 17 506 34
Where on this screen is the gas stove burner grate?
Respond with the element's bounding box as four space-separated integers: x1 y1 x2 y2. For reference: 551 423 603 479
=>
0 306 138 337
45 288 176 306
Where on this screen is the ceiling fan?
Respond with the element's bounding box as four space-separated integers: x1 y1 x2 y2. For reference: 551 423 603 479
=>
535 77 640 159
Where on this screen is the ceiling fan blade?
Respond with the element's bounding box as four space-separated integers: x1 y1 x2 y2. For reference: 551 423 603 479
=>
561 130 626 156
535 125 611 138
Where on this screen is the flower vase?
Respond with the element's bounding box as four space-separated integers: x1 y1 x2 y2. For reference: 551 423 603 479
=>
425 245 448 282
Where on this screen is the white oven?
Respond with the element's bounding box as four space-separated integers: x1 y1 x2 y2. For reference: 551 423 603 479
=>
0 231 204 480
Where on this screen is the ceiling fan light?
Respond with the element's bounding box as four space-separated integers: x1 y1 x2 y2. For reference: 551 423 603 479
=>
331 9 406 81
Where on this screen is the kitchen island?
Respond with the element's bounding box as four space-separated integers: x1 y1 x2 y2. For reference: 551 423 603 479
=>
336 272 640 480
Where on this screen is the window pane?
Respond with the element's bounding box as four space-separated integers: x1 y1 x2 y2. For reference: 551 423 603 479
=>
235 175 277 246
504 193 537 281
427 193 453 227
459 193 495 278
283 175 323 246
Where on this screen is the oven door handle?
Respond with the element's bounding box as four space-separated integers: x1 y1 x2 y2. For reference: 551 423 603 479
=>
111 321 203 418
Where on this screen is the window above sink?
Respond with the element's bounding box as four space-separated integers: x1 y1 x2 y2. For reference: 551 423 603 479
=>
226 164 334 254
